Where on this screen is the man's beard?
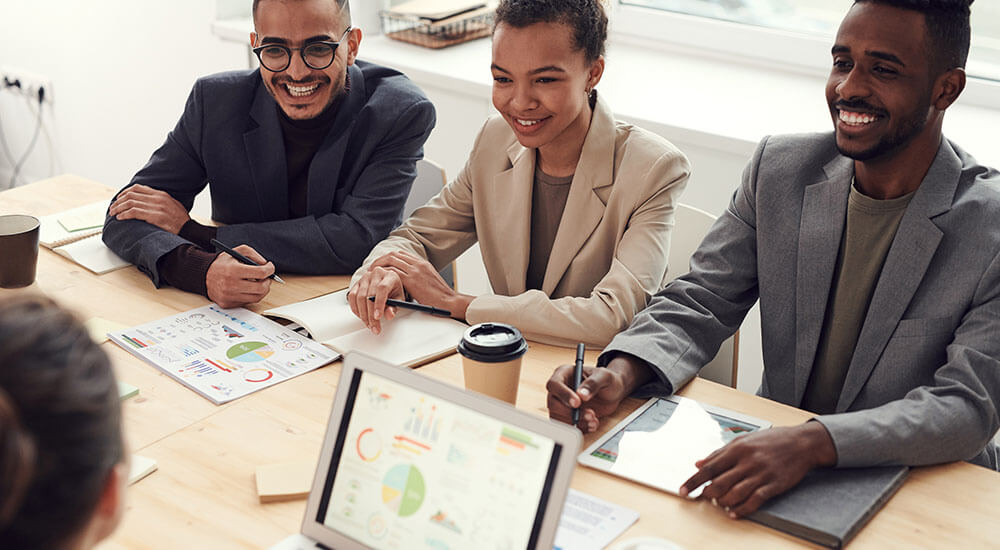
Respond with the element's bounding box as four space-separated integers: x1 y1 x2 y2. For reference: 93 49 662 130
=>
833 98 930 161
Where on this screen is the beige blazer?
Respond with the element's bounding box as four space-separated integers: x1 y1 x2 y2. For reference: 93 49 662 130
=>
352 94 690 346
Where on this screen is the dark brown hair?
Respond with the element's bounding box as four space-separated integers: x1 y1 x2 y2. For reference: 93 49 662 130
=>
494 0 609 63
0 295 122 548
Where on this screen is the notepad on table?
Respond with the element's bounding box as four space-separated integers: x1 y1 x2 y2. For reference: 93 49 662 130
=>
748 465 909 549
255 460 316 503
39 202 130 274
129 454 158 485
52 234 129 274
39 202 108 248
57 206 106 233
262 288 468 368
118 381 139 401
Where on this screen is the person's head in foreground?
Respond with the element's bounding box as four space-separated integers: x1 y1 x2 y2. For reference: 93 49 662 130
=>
251 0 360 120
0 296 126 549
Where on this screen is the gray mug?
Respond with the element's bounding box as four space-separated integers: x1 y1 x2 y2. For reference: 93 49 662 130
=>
0 214 41 288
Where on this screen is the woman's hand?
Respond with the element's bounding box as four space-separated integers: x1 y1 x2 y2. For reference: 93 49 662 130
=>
370 251 474 321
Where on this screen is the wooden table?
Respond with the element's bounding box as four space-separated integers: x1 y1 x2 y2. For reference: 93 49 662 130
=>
3 176 998 549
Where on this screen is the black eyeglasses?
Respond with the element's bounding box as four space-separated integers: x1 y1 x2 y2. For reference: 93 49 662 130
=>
253 27 352 72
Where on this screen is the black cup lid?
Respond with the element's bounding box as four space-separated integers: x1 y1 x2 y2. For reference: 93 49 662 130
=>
457 322 527 363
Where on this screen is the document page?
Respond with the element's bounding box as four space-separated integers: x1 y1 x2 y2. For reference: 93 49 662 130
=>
554 489 639 550
109 305 338 404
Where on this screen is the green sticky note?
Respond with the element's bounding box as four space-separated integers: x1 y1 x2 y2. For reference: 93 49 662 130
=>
118 381 139 401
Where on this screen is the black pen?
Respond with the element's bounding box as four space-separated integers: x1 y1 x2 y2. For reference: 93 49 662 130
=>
572 342 584 426
210 238 285 284
367 296 451 317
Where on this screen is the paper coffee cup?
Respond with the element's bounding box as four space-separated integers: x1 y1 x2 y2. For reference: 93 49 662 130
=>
0 214 40 289
457 323 528 405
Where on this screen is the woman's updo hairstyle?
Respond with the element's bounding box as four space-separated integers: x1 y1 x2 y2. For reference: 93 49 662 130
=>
494 0 609 63
0 295 122 548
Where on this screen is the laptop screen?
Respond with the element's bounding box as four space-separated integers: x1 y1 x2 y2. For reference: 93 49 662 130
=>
314 369 563 549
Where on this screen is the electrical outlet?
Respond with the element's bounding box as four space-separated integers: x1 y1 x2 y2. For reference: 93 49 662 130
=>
0 66 53 104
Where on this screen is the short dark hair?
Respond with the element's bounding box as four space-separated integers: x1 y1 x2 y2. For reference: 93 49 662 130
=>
854 0 974 72
0 296 122 548
252 0 352 26
494 0 608 63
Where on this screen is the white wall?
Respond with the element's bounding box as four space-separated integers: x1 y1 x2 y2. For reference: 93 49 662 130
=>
0 1 247 191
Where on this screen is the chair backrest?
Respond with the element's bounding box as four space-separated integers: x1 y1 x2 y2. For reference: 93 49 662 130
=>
404 159 448 218
667 203 739 388
403 159 455 288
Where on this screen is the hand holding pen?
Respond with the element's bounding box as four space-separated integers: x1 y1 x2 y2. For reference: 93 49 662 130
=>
204 241 278 309
211 238 285 284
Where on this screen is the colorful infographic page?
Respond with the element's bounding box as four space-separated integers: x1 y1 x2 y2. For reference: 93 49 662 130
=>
324 372 557 550
109 305 336 404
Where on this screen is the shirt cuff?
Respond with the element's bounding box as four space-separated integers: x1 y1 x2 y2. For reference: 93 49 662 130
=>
597 350 674 397
178 219 218 250
156 244 219 297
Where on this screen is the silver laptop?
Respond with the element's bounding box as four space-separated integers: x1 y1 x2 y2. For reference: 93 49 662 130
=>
271 352 582 550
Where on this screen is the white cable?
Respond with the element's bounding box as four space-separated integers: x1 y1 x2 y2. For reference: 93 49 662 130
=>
8 96 44 188
24 94 60 177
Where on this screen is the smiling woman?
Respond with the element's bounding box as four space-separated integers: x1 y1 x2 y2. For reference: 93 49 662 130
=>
348 0 692 348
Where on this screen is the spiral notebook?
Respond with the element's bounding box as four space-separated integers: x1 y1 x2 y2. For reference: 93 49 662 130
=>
39 202 130 274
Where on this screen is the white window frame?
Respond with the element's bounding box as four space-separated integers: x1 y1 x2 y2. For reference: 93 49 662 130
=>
610 2 1000 110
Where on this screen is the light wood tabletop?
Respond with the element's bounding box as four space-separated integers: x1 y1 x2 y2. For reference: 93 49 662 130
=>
2 176 998 549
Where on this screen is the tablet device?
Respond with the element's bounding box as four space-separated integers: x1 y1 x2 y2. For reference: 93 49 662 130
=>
578 396 771 497
272 351 582 550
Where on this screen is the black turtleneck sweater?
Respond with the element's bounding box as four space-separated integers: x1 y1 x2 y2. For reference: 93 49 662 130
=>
157 95 341 296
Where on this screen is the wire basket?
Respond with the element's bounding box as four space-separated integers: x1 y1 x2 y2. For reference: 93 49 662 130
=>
381 7 493 49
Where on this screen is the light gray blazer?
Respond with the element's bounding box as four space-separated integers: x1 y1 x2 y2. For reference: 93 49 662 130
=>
603 133 1000 470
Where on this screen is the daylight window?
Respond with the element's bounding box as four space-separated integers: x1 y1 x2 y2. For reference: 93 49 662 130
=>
619 0 1000 82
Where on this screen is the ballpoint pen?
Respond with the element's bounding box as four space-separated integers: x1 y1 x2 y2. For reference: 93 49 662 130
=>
572 342 584 426
210 238 285 284
367 296 451 317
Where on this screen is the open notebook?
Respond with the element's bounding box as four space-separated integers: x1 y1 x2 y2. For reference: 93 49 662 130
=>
263 288 468 368
39 202 129 274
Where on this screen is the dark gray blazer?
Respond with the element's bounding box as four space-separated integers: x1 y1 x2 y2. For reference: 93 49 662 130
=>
103 61 435 286
604 133 1000 470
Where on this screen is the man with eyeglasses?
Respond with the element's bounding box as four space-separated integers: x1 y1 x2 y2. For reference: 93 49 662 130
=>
103 0 435 308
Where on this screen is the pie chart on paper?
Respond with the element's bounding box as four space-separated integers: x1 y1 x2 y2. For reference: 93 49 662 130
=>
381 464 425 517
226 341 275 363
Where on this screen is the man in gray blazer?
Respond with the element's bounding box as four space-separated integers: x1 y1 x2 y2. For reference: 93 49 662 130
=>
103 0 434 308
548 0 999 516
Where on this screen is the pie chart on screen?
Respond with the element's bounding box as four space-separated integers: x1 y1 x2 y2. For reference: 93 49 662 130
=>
381 464 425 517
226 341 275 363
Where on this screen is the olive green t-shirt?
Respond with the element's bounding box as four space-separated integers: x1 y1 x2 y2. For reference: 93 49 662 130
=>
801 183 915 414
526 166 574 291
